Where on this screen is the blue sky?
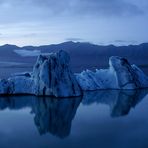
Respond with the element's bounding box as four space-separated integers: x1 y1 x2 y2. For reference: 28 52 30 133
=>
0 0 148 46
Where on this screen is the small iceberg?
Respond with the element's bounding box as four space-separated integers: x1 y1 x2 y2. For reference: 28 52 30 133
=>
76 56 148 90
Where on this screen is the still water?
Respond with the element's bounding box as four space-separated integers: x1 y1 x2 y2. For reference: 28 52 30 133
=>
0 90 148 148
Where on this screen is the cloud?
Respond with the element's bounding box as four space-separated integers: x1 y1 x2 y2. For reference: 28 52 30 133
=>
68 0 144 17
65 38 84 42
114 40 138 45
14 49 41 57
0 0 145 25
27 0 144 17
21 33 39 38
0 0 147 46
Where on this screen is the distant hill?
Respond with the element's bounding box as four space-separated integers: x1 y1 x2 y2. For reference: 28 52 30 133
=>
0 41 148 74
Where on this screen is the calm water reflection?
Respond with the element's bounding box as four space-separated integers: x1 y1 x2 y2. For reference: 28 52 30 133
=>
0 89 148 148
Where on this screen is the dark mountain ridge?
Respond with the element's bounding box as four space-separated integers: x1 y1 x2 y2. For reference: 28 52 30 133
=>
0 41 148 75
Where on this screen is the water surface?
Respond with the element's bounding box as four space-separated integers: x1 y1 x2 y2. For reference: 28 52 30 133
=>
0 89 148 148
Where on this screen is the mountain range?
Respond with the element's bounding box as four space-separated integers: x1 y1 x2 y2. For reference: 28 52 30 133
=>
0 41 148 78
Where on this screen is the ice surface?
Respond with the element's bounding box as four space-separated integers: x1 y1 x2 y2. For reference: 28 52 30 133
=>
8 76 35 94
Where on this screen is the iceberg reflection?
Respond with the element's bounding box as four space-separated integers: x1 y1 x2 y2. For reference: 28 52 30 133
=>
0 89 147 138
0 95 82 138
82 89 148 117
32 97 81 138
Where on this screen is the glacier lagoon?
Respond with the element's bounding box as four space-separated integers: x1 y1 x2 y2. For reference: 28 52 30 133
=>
0 50 148 148
0 89 148 148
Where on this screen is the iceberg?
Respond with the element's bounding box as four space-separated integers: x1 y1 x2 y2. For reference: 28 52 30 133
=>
0 50 82 97
8 76 35 94
0 50 148 97
76 56 148 90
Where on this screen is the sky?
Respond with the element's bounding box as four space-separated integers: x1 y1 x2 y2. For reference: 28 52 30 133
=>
0 0 148 46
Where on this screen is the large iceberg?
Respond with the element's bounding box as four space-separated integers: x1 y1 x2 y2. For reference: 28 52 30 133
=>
0 50 82 97
32 50 82 97
0 51 148 97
